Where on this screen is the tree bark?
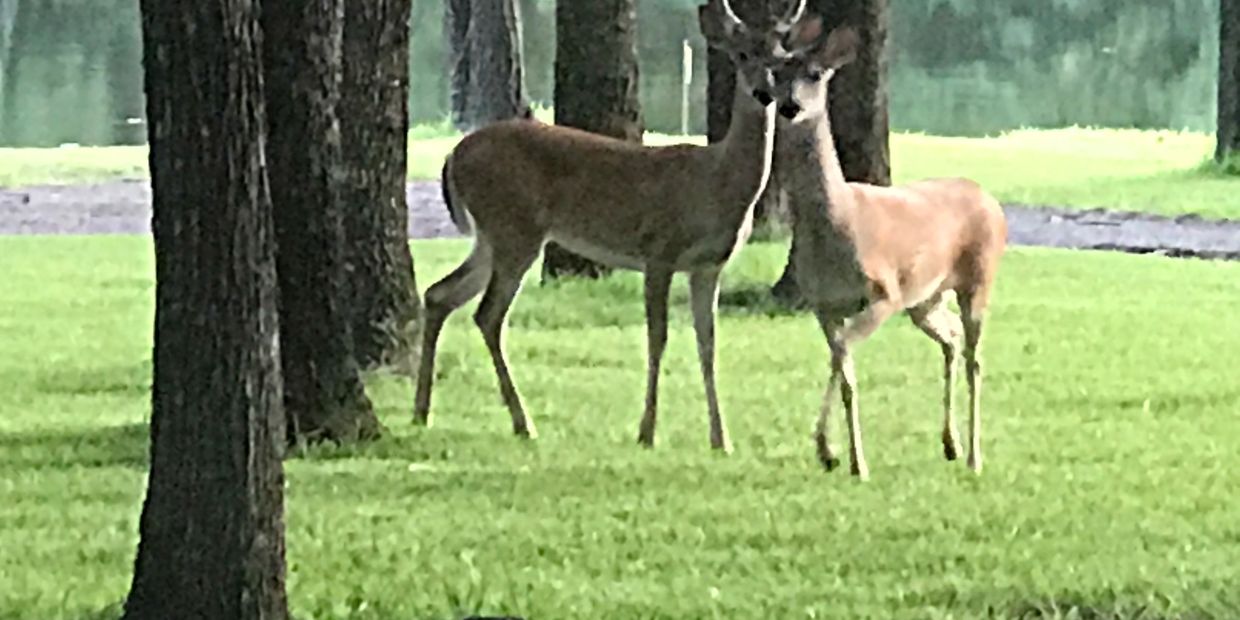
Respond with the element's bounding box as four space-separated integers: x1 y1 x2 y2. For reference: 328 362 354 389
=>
340 0 422 375
705 0 787 232
814 0 891 186
772 0 891 305
445 0 472 128
1218 0 1240 163
124 0 288 617
263 0 380 444
543 0 642 281
447 0 528 132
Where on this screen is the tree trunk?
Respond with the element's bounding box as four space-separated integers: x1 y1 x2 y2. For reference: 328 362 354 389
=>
447 0 528 132
263 0 380 444
1219 0 1240 163
445 0 471 128
124 0 288 617
543 0 642 281
772 0 891 305
815 0 891 186
340 0 422 375
705 0 786 233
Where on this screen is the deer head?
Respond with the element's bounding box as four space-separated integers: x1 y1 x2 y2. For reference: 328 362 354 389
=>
699 0 811 107
765 13 861 124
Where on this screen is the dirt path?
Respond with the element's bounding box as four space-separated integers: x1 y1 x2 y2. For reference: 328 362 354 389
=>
2 179 1238 260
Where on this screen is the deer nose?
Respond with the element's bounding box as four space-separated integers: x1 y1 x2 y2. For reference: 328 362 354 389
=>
752 90 774 106
778 103 801 119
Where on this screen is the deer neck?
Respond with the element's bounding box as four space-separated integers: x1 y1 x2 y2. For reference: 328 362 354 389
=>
713 78 776 218
778 110 855 235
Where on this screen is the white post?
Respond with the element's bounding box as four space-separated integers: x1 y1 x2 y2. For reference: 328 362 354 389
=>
681 39 693 136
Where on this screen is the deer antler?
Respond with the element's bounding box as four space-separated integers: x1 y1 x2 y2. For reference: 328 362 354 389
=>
719 0 745 27
783 0 807 25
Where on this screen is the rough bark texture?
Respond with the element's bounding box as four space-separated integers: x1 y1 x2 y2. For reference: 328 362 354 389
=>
772 0 892 304
263 0 380 443
447 0 527 132
705 0 787 231
446 0 472 127
340 0 422 374
1219 0 1240 162
124 0 289 617
543 0 643 280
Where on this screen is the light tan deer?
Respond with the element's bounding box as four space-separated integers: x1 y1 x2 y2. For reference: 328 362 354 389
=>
414 0 807 452
761 16 1008 480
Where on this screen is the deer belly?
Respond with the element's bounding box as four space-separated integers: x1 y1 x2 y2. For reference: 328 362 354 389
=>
674 213 755 271
547 234 645 271
674 235 745 271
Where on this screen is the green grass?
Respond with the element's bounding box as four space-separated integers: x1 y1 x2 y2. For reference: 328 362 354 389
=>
3 126 1236 219
2 235 1239 619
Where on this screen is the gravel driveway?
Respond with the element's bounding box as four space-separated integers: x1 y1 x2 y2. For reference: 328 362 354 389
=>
2 179 1238 260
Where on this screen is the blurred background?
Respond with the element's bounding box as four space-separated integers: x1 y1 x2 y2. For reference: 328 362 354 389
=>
0 0 1219 147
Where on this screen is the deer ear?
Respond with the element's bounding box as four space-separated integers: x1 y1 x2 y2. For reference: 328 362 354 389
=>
785 13 825 53
817 26 860 70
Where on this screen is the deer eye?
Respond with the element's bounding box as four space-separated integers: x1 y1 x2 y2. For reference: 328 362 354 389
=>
807 69 824 82
738 52 750 62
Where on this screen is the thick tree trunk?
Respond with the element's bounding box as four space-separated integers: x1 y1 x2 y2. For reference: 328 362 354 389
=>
815 0 891 186
544 0 642 280
1219 0 1240 163
263 0 380 444
705 0 786 232
772 0 891 305
124 0 288 617
447 0 527 132
340 0 422 375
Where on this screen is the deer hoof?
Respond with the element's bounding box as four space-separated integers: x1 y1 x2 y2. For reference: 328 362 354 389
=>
943 442 959 461
814 435 840 471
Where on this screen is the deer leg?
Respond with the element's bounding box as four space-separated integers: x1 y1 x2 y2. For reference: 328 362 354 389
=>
637 268 674 448
689 267 732 453
474 251 538 439
833 336 868 480
812 310 846 472
833 298 898 480
960 295 986 474
414 241 493 426
908 296 964 461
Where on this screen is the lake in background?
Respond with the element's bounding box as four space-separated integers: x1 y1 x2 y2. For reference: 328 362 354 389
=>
0 0 1219 147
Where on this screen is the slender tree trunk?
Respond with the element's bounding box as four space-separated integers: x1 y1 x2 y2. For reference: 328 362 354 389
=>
446 0 472 127
543 0 642 280
340 0 422 375
263 0 380 444
0 0 16 99
1218 0 1240 163
447 0 528 132
124 0 288 617
705 0 786 233
772 0 891 304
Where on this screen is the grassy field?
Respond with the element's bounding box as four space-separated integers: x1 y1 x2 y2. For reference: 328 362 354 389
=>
2 126 1235 219
2 235 1239 619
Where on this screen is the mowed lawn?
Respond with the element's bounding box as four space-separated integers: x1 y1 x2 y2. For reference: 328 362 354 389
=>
1 127 1235 219
1 235 1238 619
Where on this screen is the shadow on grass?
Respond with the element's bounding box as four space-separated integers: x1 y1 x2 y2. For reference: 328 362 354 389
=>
1196 154 1240 178
289 425 486 464
34 362 150 398
1002 598 1216 620
0 422 148 471
717 284 803 318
